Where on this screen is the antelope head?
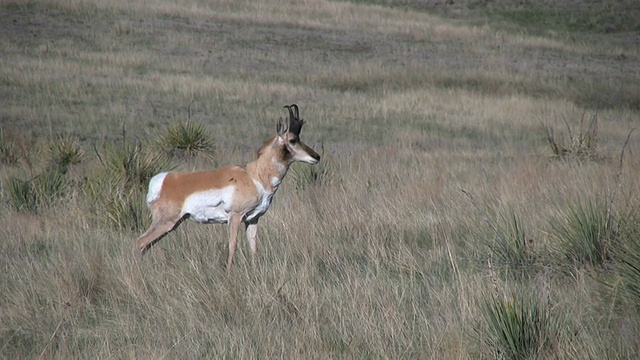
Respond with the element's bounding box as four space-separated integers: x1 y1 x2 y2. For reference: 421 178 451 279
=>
277 104 320 165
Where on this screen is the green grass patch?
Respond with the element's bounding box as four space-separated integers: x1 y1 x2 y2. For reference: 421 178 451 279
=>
344 0 640 34
486 3 640 34
86 137 173 230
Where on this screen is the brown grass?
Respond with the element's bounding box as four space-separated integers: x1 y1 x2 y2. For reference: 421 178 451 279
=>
1 0 639 358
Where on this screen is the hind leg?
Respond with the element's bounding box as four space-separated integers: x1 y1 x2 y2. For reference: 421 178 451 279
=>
136 216 184 256
226 213 243 272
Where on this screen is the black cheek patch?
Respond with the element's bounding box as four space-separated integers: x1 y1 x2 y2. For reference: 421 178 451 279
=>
281 146 293 161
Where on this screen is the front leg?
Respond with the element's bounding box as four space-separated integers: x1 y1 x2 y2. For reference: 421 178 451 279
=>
246 222 258 267
227 213 242 272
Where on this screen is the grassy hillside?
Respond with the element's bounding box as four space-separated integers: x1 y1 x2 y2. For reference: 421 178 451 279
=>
1 0 639 358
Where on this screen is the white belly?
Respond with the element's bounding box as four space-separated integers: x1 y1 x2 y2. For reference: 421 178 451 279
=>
179 180 275 224
182 186 235 223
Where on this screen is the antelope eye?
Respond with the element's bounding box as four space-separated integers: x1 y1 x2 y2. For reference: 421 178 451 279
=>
289 139 298 145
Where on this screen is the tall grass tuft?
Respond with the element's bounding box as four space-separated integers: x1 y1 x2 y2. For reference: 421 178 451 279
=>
100 140 172 190
83 174 146 231
613 243 640 312
461 189 538 277
0 128 19 166
90 139 172 230
6 169 67 213
487 210 537 277
545 113 600 160
103 181 148 231
479 288 559 360
155 122 215 158
610 211 640 311
3 134 82 213
551 197 614 268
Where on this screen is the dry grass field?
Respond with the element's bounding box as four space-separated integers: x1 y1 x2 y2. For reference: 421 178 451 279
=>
1 0 640 358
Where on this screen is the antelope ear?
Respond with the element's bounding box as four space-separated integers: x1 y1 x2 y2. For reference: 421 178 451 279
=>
276 117 289 136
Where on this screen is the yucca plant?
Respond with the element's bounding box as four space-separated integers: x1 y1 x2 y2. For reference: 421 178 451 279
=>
48 135 84 171
480 289 558 360
6 169 67 213
155 121 215 158
91 140 171 230
551 197 614 268
6 177 39 213
100 140 172 190
544 112 600 160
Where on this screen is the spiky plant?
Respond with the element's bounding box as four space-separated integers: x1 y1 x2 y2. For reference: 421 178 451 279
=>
6 169 67 213
551 197 614 268
480 289 558 360
48 135 84 171
155 122 215 158
101 140 172 190
88 140 171 230
545 112 600 160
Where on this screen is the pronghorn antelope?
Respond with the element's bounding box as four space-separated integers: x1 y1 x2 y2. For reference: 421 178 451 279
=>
136 104 320 270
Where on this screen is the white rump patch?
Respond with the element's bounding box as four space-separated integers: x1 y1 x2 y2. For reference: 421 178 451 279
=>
146 172 168 206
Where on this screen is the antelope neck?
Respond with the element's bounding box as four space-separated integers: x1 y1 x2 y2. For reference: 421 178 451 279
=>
246 139 290 193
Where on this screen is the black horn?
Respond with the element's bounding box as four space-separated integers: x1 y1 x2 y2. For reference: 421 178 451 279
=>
284 104 304 135
284 105 294 121
291 104 300 119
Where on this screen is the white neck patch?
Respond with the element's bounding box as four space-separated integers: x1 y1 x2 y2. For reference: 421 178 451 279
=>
272 157 287 175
